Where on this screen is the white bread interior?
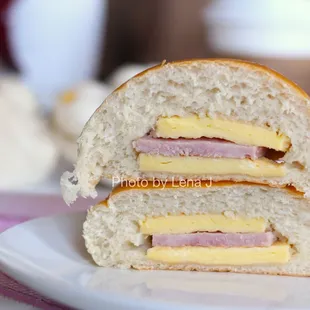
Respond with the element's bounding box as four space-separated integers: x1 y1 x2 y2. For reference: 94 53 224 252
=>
83 182 310 276
61 59 310 204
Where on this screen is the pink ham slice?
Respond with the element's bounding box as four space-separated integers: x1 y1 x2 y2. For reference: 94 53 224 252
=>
134 135 267 159
152 232 276 247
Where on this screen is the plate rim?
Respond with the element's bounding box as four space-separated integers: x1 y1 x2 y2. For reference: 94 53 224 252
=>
0 212 210 310
1 212 308 310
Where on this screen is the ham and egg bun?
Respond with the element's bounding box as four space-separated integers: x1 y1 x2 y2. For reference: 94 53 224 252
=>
83 181 310 276
61 59 310 204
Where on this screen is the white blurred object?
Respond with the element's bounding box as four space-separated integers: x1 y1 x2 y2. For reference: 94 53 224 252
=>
6 0 107 111
0 76 58 190
52 81 111 162
204 0 310 57
0 74 38 114
109 64 153 89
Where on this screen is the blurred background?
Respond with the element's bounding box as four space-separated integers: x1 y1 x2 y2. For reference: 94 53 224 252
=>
0 0 310 195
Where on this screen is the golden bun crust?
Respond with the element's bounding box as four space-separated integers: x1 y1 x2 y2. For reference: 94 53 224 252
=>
134 264 310 277
96 181 304 207
114 59 309 101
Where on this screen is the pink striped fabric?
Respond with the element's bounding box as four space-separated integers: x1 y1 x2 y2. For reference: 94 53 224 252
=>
0 272 70 309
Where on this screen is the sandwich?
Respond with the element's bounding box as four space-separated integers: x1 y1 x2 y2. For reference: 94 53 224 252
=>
84 181 310 276
61 59 310 204
61 58 310 276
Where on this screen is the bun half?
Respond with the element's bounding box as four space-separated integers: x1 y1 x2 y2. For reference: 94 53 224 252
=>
84 182 310 276
61 59 310 204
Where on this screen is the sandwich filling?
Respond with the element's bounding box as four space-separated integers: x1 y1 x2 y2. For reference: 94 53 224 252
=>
155 116 290 151
133 116 290 177
140 214 291 265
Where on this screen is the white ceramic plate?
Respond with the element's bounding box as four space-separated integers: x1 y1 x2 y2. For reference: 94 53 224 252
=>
0 212 309 310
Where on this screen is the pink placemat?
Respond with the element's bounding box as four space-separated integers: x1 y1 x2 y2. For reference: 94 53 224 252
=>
0 272 71 310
